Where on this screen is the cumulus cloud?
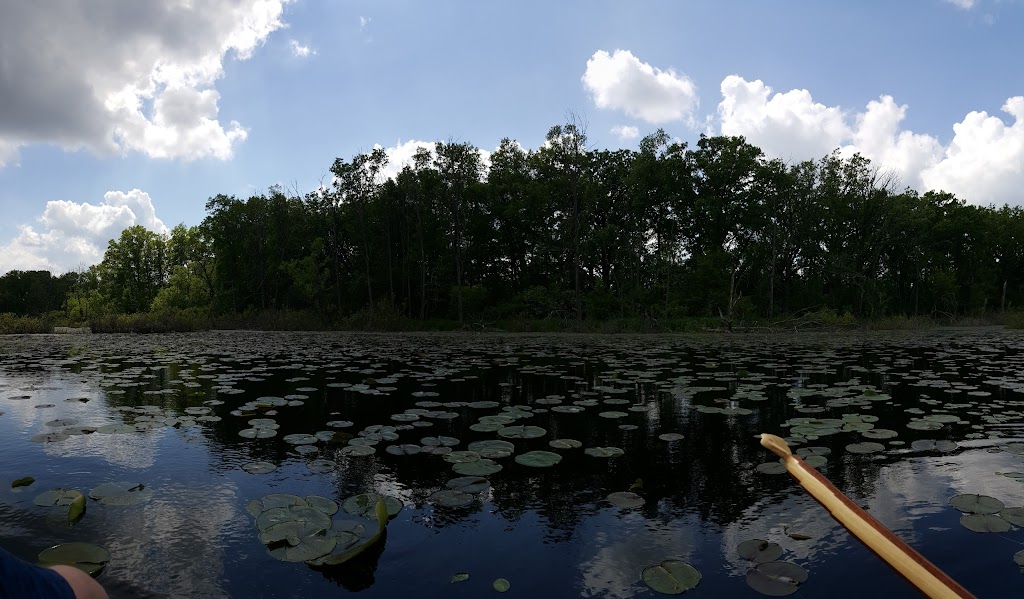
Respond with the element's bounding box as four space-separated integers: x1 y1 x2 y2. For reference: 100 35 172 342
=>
611 125 640 141
0 190 168 274
0 1 289 165
718 76 851 162
945 0 976 9
714 74 1024 204
920 98 1024 204
582 50 698 124
289 40 315 58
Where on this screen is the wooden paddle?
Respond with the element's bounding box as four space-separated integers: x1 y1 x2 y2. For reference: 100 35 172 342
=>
759 433 975 599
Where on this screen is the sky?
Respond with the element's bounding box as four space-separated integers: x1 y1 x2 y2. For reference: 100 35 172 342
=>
1 0 1023 275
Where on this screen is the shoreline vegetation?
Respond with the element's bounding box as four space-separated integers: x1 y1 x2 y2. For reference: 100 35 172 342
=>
4 127 1024 335
2 307 1022 335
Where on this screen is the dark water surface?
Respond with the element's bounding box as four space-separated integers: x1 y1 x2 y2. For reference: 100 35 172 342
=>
2 330 1024 598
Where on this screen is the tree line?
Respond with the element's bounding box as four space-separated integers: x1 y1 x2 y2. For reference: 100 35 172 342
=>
4 123 1024 328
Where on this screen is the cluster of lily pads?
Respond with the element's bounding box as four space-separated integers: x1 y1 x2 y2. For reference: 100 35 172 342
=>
246 492 397 565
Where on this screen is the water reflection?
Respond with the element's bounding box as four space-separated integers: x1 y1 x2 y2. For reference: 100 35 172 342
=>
1 331 1024 597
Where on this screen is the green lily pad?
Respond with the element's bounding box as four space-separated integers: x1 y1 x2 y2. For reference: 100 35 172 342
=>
514 450 562 468
950 494 1004 514
89 481 152 506
11 476 34 488
1014 549 1024 568
256 505 332 533
598 411 629 419
307 459 337 474
422 436 460 447
497 425 547 439
267 534 336 563
453 459 503 476
861 429 898 440
755 462 788 475
242 461 277 474
1000 507 1024 527
746 561 808 596
451 572 470 583
846 442 885 454
584 447 624 458
342 493 403 518
549 438 583 449
444 451 481 464
305 495 339 515
658 433 685 442
737 539 783 563
467 440 515 458
429 489 475 508
37 542 110 576
641 559 701 594
606 491 645 508
961 513 1012 533
34 488 83 507
386 444 422 456
447 476 491 494
282 433 318 445
239 428 277 439
493 578 511 592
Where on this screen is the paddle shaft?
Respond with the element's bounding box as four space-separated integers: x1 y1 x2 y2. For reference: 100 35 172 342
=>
759 434 975 599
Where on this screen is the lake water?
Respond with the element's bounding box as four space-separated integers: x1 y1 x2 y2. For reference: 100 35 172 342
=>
1 330 1023 598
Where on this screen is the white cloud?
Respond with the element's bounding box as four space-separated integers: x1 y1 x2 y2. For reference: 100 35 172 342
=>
0 189 168 274
0 1 290 165
718 75 851 162
360 16 371 31
945 0 976 9
288 39 315 58
713 75 1024 204
611 125 640 141
582 49 698 125
920 97 1024 205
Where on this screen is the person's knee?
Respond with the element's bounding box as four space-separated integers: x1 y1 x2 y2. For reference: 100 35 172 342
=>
48 566 108 599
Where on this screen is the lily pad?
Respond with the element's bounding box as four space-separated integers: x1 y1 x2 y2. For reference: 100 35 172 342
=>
89 481 152 506
737 539 783 563
497 425 547 439
282 433 318 445
493 578 511 592
429 489 475 508
451 572 470 583
514 450 562 468
845 442 885 454
37 542 110 576
386 444 422 456
305 495 339 515
755 462 788 475
34 488 84 507
467 440 515 458
641 559 701 594
658 433 685 442
342 493 403 518
422 436 460 447
447 476 491 494
239 428 277 439
746 561 808 596
242 461 277 474
548 438 583 449
961 513 1011 533
584 446 624 458
950 494 1004 514
453 459 503 476
11 476 34 488
606 491 645 508
1000 507 1024 527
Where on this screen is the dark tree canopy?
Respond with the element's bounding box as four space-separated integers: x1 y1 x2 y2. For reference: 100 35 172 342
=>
4 126 1024 327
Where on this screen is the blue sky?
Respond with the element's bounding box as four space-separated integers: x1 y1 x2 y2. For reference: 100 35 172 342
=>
1 0 1022 274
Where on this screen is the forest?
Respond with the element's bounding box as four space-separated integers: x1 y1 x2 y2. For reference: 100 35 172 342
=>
3 123 1024 332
